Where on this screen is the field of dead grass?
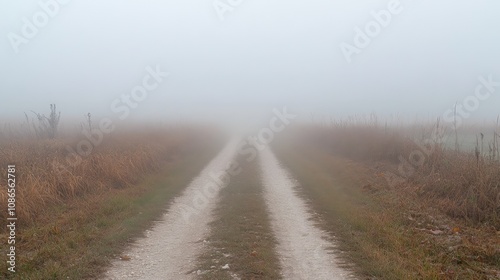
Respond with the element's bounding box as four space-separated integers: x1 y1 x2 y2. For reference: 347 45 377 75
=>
273 121 500 279
0 126 213 225
0 124 223 279
295 120 500 229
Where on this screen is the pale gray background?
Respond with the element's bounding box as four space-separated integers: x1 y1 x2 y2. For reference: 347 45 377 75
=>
1 0 499 125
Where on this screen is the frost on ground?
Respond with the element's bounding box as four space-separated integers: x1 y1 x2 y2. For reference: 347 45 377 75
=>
104 138 240 280
259 147 355 280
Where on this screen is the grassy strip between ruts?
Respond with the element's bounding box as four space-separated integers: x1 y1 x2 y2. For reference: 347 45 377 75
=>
273 141 500 280
196 156 282 280
1 139 222 280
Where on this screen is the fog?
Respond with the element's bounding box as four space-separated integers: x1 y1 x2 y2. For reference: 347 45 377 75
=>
1 0 500 127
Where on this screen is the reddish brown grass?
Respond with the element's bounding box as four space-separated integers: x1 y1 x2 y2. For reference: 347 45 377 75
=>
290 121 500 228
0 126 215 226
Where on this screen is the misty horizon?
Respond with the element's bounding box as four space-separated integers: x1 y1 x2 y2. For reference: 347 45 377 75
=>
2 2 500 279
2 1 500 125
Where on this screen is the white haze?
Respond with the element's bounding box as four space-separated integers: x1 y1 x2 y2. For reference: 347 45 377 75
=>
1 0 500 127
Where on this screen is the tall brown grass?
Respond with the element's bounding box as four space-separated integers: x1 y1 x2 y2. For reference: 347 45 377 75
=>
0 125 217 227
291 119 500 228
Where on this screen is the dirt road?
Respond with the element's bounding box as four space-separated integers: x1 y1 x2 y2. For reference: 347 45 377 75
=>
105 138 240 279
105 140 353 279
259 147 353 280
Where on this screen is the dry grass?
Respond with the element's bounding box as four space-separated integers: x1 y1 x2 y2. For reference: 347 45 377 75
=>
0 124 224 279
274 146 435 279
410 152 500 228
197 157 282 280
274 122 500 279
294 121 500 229
0 126 212 225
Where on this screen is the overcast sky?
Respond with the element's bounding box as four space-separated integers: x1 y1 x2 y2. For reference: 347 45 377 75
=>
1 0 499 125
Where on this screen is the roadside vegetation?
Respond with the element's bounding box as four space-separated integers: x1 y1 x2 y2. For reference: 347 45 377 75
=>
274 119 500 279
0 107 223 279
